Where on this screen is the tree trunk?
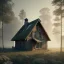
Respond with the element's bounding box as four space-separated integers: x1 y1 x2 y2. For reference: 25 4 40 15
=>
60 0 62 53
2 21 4 51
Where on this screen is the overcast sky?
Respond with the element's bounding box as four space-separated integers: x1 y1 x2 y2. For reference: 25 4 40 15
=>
0 0 63 48
12 0 54 21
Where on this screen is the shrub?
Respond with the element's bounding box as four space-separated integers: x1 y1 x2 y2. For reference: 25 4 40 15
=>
32 58 47 64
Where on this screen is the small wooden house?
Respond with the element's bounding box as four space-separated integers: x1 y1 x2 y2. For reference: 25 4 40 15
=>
11 18 50 51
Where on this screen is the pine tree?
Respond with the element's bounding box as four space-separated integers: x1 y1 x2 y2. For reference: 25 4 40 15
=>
39 8 51 33
19 9 26 25
52 0 64 52
0 0 14 51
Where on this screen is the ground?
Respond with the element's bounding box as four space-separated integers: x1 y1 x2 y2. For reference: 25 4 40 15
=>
0 48 64 64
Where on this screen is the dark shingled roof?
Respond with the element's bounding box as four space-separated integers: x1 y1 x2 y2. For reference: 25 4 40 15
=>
11 19 50 41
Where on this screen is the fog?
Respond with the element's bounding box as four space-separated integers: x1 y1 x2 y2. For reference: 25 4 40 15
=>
0 0 64 48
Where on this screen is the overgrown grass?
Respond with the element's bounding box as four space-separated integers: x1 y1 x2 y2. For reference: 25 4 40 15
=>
0 49 64 64
7 52 64 64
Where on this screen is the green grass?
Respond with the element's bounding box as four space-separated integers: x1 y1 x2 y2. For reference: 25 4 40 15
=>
0 49 64 64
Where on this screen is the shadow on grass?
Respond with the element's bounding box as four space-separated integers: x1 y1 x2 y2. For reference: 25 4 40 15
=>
0 48 26 53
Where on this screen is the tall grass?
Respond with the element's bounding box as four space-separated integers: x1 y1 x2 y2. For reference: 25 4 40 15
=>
0 49 64 64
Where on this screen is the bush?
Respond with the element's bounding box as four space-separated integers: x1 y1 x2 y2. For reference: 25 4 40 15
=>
32 58 47 64
0 55 13 64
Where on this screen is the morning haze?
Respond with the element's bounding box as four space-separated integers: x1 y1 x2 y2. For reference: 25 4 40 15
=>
0 0 64 49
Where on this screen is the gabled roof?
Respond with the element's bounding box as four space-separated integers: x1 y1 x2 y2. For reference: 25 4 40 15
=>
11 18 50 41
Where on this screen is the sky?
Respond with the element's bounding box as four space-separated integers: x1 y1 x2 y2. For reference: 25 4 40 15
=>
0 0 64 48
12 0 53 21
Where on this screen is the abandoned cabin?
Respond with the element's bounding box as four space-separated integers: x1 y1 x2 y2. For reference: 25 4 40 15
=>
11 18 50 51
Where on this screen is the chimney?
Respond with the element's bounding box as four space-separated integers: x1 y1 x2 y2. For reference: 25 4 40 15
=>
24 18 28 25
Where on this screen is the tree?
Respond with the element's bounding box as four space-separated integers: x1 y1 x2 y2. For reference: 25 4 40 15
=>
40 8 51 21
52 0 64 52
19 9 26 25
0 0 14 50
39 8 51 33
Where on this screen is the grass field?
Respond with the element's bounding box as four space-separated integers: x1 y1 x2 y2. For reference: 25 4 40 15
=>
0 48 64 55
0 48 64 64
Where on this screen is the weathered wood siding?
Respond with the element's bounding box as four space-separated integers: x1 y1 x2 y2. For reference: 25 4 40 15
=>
15 22 48 51
15 41 25 50
36 23 48 49
26 24 48 50
15 40 36 51
42 42 47 49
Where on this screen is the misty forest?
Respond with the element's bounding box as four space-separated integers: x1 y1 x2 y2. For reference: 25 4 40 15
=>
0 0 64 64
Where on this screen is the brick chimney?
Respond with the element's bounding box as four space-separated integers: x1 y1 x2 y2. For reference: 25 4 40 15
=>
24 18 28 25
